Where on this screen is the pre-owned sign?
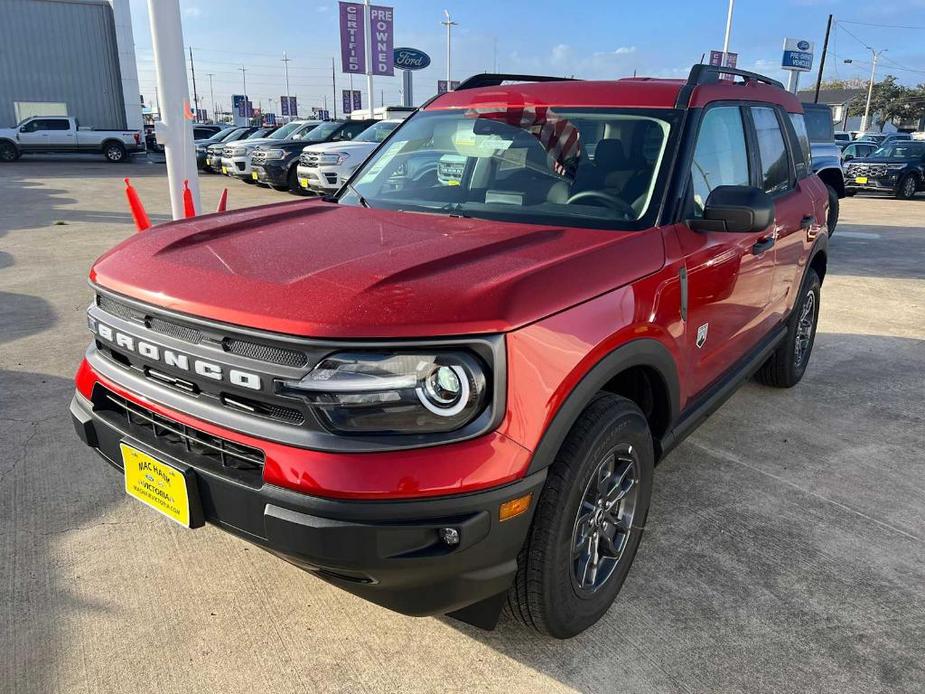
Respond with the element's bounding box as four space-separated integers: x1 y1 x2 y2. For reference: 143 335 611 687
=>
782 38 814 72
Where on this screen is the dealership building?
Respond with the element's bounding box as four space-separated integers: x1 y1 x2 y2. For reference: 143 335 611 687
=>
0 0 142 130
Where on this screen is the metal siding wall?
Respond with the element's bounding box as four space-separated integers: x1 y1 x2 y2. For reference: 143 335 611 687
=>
0 0 126 128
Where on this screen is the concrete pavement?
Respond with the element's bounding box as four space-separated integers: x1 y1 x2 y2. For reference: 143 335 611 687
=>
1 157 923 693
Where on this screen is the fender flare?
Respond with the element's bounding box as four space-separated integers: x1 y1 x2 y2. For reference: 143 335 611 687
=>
525 338 681 475
100 138 126 152
0 138 18 152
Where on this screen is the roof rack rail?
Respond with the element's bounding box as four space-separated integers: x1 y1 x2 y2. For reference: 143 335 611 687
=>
675 64 785 108
454 73 577 91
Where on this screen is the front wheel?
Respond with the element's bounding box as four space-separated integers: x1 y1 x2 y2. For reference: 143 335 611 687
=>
507 394 654 638
103 142 126 163
896 174 918 200
755 269 821 388
0 141 19 162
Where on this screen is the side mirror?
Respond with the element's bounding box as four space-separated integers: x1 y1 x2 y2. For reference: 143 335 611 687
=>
688 185 774 233
844 153 854 161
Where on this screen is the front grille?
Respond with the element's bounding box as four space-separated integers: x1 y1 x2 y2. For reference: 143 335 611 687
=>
222 337 306 367
251 150 268 164
97 294 308 368
222 145 233 157
95 386 265 487
148 316 203 344
846 163 887 178
299 152 318 167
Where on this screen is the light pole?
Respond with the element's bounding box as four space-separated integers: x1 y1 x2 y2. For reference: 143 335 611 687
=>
722 0 735 57
860 49 886 133
442 10 457 89
207 72 215 122
281 51 292 119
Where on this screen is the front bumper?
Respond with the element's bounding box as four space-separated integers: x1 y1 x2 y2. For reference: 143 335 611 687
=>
70 387 544 618
296 164 340 193
844 172 902 193
251 160 291 186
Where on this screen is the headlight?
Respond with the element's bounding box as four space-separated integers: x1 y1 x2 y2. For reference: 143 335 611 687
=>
317 152 349 166
280 351 489 434
264 149 287 160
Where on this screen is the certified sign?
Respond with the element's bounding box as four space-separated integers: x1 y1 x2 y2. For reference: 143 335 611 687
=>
782 38 814 72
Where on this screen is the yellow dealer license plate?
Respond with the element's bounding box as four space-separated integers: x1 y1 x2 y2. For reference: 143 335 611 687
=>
122 443 191 527
855 176 868 184
299 178 309 189
221 166 227 175
252 171 258 181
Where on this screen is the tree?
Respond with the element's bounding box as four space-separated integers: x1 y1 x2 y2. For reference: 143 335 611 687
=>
847 75 919 131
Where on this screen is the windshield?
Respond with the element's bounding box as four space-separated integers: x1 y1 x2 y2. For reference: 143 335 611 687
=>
247 128 273 139
357 121 401 143
302 121 343 143
341 108 676 229
873 143 925 159
267 121 302 140
290 122 321 140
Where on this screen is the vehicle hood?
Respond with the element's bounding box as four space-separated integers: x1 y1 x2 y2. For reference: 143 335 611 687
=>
227 137 276 150
302 141 377 155
90 200 664 338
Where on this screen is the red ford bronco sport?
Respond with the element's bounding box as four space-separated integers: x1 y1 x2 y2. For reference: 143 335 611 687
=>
71 65 829 638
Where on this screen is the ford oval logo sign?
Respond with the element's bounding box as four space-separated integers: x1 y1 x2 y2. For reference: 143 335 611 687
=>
393 47 431 71
797 40 810 51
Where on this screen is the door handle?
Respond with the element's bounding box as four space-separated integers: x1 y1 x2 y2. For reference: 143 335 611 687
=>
801 215 815 231
751 236 775 255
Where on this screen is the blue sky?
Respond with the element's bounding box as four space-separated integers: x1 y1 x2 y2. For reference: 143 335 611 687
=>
127 0 925 117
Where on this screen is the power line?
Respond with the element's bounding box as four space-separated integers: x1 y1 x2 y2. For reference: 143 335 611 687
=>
839 20 925 31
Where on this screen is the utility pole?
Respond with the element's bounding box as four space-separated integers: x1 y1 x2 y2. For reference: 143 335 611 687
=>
442 9 457 89
188 46 199 121
380 89 384 106
860 49 886 133
207 73 215 122
814 14 833 103
281 51 292 120
332 57 338 120
364 0 374 118
722 0 735 57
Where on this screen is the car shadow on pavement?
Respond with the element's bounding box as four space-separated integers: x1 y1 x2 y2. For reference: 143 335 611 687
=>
438 331 925 694
830 223 925 281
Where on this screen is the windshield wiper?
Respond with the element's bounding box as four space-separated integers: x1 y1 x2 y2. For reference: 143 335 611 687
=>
345 182 371 208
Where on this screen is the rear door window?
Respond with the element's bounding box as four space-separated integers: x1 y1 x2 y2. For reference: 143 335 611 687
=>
788 114 811 176
689 106 750 216
751 107 793 194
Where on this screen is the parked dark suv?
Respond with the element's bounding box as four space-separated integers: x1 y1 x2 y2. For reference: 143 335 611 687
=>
844 140 925 199
72 66 829 638
251 119 376 192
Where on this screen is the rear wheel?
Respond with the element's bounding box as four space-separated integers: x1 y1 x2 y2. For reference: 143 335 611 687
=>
507 394 654 638
755 269 821 388
825 184 839 236
0 141 19 162
103 141 126 163
896 174 918 200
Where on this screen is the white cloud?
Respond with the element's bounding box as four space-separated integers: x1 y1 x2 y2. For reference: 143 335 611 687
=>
550 44 572 66
183 6 202 18
613 46 636 55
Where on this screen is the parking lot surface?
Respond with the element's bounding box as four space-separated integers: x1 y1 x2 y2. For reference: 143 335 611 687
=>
1 158 923 693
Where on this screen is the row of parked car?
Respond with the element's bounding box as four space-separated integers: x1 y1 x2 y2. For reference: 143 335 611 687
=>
836 132 925 200
192 118 404 195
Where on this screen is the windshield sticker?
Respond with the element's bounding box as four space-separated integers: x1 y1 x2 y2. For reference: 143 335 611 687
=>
359 141 407 182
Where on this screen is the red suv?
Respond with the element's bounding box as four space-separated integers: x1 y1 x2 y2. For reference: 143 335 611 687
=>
71 65 829 638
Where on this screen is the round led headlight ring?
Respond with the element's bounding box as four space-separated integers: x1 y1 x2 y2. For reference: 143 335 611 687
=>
417 365 470 417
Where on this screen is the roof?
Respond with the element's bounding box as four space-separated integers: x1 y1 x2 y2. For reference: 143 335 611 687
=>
426 75 803 113
797 88 865 106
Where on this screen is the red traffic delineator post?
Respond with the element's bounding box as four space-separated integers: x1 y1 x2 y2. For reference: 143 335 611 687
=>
216 187 228 213
182 179 196 218
124 178 151 231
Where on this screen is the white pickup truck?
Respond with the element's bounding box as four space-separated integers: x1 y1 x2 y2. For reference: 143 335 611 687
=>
0 116 144 163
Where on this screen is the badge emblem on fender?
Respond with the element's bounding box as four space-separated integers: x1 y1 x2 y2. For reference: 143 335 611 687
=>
696 323 709 349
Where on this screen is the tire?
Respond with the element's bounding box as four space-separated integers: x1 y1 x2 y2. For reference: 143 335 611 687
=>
895 174 918 200
287 165 305 194
507 394 654 638
103 141 126 163
825 184 839 237
844 190 856 197
755 269 821 388
0 141 19 162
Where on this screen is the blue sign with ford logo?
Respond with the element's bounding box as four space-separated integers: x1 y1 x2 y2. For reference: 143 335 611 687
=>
393 47 431 71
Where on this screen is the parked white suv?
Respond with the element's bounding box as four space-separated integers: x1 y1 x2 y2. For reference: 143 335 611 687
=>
296 119 404 193
221 120 322 181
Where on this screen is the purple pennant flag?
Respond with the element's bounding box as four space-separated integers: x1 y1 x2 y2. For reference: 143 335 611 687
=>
369 5 394 76
339 2 366 74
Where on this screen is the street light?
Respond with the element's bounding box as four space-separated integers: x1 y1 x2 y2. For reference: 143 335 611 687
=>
442 10 457 89
860 49 886 133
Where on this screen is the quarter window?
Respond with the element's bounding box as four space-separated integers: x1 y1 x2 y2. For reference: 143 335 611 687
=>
752 107 792 194
689 106 750 216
